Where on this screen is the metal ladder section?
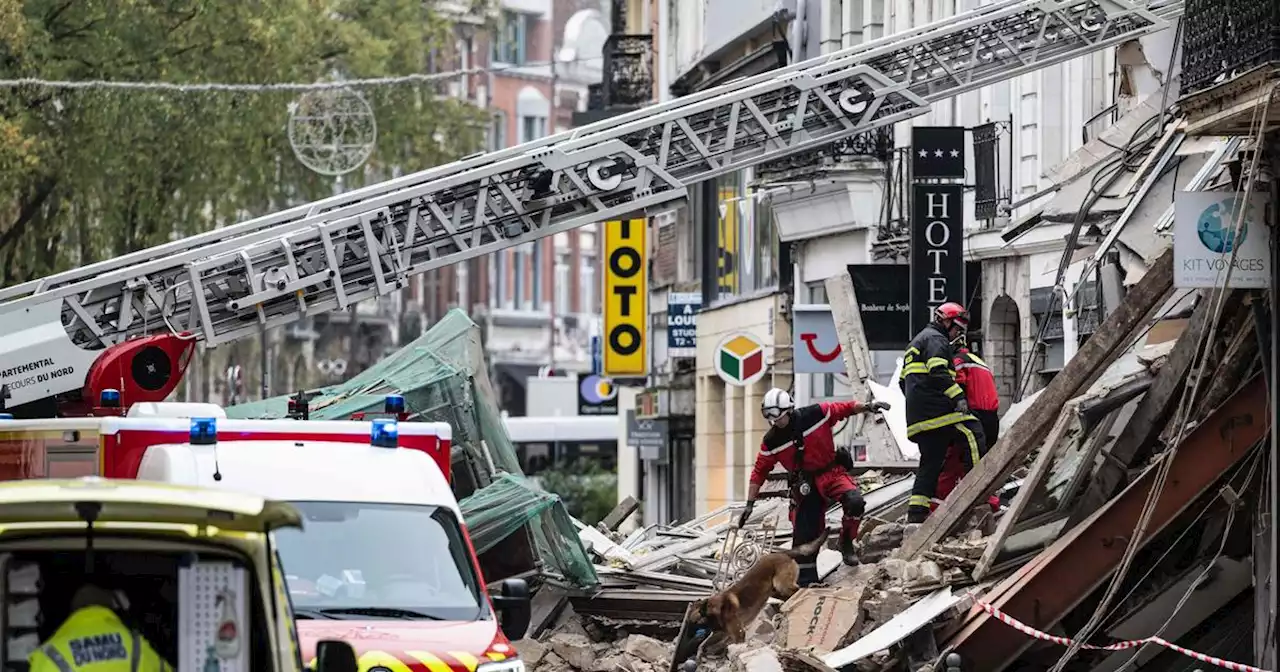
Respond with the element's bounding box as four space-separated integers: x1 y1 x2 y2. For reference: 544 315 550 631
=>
0 0 1183 399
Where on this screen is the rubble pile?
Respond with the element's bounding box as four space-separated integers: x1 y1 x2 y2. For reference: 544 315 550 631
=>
515 632 675 672
516 473 996 672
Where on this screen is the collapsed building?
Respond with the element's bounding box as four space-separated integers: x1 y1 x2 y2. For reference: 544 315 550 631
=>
226 22 1280 664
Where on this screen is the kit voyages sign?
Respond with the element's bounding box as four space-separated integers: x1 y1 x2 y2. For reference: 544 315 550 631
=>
910 184 964 335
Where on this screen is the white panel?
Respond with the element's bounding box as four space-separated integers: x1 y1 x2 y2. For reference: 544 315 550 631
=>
500 0 550 17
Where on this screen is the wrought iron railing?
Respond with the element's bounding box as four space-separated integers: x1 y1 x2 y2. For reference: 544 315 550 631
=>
756 126 894 180
1183 0 1280 96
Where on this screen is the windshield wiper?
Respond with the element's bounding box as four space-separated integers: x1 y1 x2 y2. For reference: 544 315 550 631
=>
316 607 446 620
291 608 338 620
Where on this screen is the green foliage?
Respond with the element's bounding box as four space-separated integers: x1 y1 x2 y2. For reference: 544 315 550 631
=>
536 459 620 527
0 0 489 284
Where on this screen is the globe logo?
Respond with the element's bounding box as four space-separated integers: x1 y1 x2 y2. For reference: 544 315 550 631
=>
1196 197 1251 254
579 374 617 405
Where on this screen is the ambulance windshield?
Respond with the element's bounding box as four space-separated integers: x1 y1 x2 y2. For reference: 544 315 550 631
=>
272 501 485 621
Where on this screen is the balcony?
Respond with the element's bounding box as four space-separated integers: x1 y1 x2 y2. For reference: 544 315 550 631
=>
1179 0 1280 136
755 126 894 183
572 33 654 126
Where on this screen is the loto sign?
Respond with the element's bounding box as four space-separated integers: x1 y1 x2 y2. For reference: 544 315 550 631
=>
603 219 649 377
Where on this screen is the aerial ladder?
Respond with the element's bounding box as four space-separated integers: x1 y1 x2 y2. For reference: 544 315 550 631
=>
0 0 1183 416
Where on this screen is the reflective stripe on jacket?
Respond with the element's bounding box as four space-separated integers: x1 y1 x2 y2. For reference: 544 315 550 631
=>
749 401 863 485
899 324 972 437
29 606 171 672
954 348 1000 411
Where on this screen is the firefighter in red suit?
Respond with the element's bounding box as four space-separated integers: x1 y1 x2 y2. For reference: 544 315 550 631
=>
934 333 1003 513
737 388 890 581
952 334 1001 446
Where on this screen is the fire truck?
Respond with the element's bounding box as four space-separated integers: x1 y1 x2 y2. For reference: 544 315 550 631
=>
0 396 530 672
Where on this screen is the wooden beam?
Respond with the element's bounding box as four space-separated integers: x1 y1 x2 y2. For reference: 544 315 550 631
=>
824 272 904 461
601 495 640 531
1065 290 1223 529
897 248 1175 559
971 397 1084 580
945 374 1268 670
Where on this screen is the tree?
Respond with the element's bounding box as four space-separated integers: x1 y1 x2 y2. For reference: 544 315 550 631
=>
536 459 619 526
0 0 488 285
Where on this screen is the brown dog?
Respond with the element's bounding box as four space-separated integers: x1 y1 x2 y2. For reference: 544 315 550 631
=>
688 528 831 650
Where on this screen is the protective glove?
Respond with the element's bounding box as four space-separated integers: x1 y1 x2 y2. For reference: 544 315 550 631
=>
955 398 970 414
866 400 891 413
737 500 755 528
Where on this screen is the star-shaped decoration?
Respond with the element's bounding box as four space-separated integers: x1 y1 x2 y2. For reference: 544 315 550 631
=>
934 149 944 157
918 149 929 158
949 149 960 158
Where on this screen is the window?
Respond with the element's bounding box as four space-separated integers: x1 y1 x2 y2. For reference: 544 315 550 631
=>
582 254 596 313
520 115 547 144
489 111 507 151
514 246 526 310
532 242 543 309
274 502 485 620
493 254 505 308
713 170 779 301
753 192 779 290
493 10 529 65
555 252 571 315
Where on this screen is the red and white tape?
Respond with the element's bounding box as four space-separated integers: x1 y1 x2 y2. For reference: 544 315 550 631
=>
975 600 1271 672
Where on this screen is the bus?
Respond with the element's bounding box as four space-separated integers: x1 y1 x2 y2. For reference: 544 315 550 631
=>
502 415 621 475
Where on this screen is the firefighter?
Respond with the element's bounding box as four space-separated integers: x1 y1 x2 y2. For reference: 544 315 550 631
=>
952 333 1000 446
900 302 988 523
737 388 891 580
30 584 173 672
932 332 1003 514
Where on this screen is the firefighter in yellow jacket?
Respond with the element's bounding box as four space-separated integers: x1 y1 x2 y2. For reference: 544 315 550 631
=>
899 302 989 523
30 585 172 672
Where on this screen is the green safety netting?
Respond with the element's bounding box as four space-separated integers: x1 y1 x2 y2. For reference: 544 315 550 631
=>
225 309 598 587
459 473 597 585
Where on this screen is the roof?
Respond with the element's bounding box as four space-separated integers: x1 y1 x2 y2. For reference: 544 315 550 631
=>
137 441 461 512
0 478 301 531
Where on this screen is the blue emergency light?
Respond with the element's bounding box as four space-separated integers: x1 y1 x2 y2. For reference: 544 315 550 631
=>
99 389 121 408
371 418 399 448
0 414 12 420
189 417 218 445
384 394 405 414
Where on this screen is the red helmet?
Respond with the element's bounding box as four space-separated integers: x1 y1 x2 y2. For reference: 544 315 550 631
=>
934 302 969 329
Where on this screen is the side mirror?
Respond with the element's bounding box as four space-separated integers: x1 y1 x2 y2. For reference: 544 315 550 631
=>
314 639 358 672
491 578 531 641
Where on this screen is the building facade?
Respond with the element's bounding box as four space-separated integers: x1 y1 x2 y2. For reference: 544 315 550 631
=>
617 0 1182 521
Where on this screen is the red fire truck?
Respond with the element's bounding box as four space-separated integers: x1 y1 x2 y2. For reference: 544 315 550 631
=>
0 399 529 672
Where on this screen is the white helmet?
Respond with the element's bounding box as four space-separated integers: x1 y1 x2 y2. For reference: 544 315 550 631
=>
761 387 795 426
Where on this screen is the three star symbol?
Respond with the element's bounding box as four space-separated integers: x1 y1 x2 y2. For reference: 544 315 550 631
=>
917 148 962 158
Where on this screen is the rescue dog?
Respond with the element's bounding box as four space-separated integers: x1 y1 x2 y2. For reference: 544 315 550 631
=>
674 528 831 664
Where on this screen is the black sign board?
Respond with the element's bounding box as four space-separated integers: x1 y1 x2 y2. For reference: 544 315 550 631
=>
847 264 911 351
972 123 999 220
577 373 619 416
911 126 966 179
910 184 965 335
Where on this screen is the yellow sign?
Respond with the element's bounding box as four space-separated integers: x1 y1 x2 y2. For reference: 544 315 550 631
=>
603 218 648 377
717 188 739 296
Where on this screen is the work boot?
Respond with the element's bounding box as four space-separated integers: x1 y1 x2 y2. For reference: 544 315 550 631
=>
906 506 930 524
838 532 860 566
